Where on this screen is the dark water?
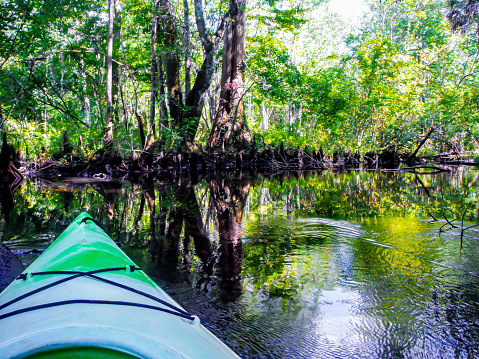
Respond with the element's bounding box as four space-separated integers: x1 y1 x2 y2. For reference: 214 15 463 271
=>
2 170 479 358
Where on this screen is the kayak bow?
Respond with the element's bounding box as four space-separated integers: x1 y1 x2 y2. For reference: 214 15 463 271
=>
0 212 239 359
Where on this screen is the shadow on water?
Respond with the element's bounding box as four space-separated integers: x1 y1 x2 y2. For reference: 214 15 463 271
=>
3 170 479 357
0 242 23 291
0 175 24 291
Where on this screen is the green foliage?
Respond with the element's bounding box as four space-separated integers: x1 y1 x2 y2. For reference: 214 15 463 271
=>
242 0 479 155
255 7 308 34
1 0 479 157
248 34 302 101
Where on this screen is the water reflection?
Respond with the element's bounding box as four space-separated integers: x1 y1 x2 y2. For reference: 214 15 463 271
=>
2 171 479 358
210 178 250 301
0 242 23 291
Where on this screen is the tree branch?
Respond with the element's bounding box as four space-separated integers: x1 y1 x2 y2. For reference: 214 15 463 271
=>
0 16 28 69
0 62 35 127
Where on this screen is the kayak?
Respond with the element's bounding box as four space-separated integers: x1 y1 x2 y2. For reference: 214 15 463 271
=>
0 212 240 359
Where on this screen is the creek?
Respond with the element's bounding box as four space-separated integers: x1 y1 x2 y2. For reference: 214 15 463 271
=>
2 170 479 358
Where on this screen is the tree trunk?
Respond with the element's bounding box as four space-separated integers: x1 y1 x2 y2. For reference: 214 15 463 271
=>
182 186 211 264
146 0 159 155
180 0 228 146
288 102 301 132
209 178 251 301
159 0 182 128
155 8 168 145
104 0 115 149
259 102 269 131
112 0 122 124
156 52 168 147
79 56 91 126
183 0 191 98
147 0 228 149
208 0 251 150
208 79 220 127
135 112 146 150
156 52 168 118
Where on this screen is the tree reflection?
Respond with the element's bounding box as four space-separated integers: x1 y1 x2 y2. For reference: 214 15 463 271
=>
92 181 123 237
0 183 15 223
5 170 479 313
142 176 251 301
163 204 183 272
209 178 251 301
4 170 479 357
0 168 22 223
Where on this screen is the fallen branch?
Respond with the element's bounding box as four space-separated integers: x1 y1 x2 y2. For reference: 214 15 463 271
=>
428 212 438 221
416 175 431 197
434 204 479 251
444 215 457 227
441 215 458 231
407 126 434 164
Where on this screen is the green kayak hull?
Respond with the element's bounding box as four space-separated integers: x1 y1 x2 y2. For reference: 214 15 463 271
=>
0 212 239 359
24 347 137 358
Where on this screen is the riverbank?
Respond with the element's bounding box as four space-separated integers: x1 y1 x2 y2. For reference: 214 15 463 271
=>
19 146 479 182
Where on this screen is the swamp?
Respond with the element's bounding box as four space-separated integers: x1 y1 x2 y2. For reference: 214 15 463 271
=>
3 0 479 357
2 169 479 358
